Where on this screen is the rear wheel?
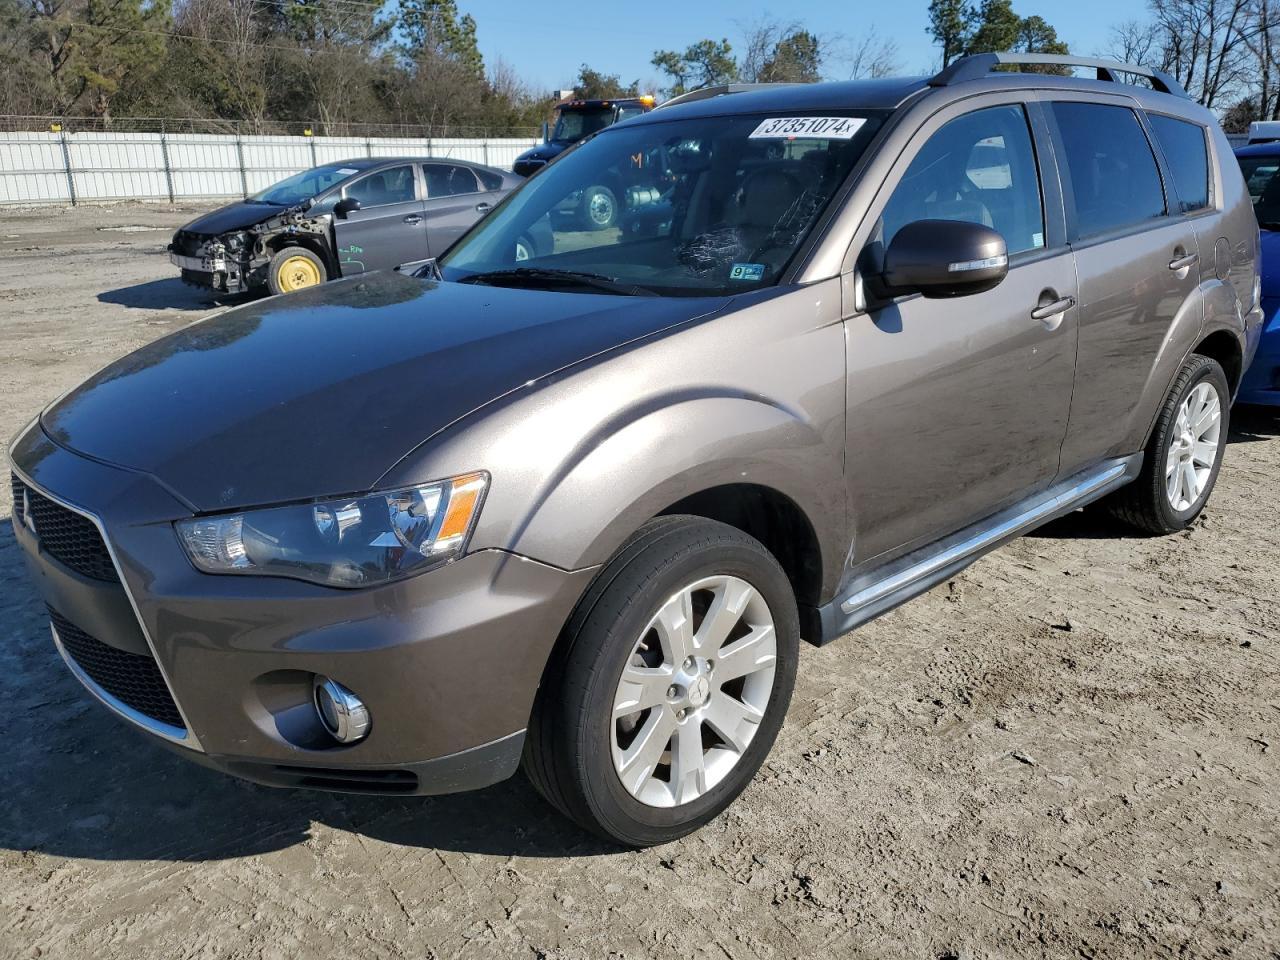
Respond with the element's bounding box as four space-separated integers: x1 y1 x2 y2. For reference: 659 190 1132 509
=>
1108 353 1230 534
523 516 799 846
267 245 326 295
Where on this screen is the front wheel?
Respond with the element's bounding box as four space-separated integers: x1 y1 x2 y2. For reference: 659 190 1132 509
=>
523 516 799 846
267 245 327 295
1108 353 1230 534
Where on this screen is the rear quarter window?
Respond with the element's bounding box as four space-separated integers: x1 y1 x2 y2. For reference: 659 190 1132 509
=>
1148 114 1211 212
1050 102 1167 239
476 168 504 191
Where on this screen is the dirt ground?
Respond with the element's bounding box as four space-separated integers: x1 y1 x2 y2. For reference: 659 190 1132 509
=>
0 202 1277 960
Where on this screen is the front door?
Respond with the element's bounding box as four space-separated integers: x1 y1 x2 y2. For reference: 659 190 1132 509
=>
332 163 428 275
1044 98 1204 475
845 99 1079 565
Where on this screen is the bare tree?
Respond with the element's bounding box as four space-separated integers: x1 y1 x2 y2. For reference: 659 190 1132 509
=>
1150 0 1254 108
1103 19 1161 63
842 28 901 79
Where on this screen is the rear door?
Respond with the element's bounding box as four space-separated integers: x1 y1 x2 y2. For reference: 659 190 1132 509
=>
1044 97 1203 476
422 163 494 256
844 96 1080 563
331 164 428 275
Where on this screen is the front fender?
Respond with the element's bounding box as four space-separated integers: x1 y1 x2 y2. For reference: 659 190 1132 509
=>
505 392 845 596
379 279 850 602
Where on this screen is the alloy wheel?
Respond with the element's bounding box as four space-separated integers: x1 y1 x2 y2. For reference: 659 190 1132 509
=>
611 575 777 808
1166 380 1222 511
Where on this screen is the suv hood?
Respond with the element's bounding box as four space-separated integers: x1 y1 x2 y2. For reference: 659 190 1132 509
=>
178 200 280 237
41 271 728 512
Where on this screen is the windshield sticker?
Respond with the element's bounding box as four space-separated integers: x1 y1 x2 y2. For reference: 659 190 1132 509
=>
336 167 359 175
749 117 866 140
729 263 765 281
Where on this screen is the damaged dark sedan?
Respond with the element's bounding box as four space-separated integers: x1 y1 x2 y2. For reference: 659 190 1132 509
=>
168 157 522 295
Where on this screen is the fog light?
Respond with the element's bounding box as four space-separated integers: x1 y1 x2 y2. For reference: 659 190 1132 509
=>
313 676 370 744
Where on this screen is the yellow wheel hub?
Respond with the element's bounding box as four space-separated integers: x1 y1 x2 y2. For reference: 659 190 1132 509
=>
278 255 321 292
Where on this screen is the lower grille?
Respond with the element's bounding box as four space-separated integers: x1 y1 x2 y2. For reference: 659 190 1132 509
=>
49 607 184 730
226 762 419 794
12 476 119 583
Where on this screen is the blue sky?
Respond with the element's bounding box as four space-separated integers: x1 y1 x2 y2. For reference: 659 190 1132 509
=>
458 0 1154 94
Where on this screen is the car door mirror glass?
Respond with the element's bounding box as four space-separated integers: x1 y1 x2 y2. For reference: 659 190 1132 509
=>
881 219 1009 299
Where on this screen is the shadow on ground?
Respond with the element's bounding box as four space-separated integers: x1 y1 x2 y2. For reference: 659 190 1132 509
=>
96 278 257 312
1230 403 1280 442
0 520 614 864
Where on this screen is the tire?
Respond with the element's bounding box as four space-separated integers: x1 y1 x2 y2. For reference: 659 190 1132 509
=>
1107 353 1230 534
579 185 618 231
523 516 799 847
267 245 327 295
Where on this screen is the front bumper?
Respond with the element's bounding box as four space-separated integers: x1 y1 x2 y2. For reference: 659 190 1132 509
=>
10 424 594 795
169 249 255 295
1239 297 1280 405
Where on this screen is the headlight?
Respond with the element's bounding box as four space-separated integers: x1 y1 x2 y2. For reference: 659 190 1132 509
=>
176 472 488 587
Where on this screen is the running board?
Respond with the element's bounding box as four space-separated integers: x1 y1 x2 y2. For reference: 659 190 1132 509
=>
814 456 1141 646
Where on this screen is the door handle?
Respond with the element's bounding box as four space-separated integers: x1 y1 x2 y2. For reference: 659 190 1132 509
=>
1169 252 1199 271
475 202 492 213
403 214 423 225
1030 296 1075 322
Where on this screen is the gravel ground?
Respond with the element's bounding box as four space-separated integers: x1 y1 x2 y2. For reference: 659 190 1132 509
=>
0 202 1277 960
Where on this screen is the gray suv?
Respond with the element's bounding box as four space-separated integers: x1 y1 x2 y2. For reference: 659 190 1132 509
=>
10 53 1263 847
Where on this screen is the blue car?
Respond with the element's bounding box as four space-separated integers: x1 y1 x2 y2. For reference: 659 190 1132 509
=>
1236 143 1280 404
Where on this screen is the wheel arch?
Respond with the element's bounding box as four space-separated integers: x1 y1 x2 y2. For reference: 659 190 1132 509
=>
1192 327 1244 395
656 483 826 642
264 233 335 276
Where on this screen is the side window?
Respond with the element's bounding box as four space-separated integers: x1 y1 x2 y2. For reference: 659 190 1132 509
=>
475 167 504 191
1049 102 1166 237
424 163 480 198
1148 114 1211 212
880 104 1045 257
343 165 416 206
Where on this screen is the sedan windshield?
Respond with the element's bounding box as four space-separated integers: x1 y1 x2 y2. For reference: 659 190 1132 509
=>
442 111 885 297
252 162 368 206
1240 154 1280 228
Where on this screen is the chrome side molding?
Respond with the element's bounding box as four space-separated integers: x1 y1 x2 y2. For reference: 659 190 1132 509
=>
815 457 1140 644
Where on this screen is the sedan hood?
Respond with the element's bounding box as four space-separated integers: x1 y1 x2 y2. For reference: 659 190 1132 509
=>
42 272 729 512
1261 227 1280 298
178 200 281 237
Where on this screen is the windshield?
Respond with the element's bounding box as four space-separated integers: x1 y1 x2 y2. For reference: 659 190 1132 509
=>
442 111 885 297
252 163 366 206
551 107 616 143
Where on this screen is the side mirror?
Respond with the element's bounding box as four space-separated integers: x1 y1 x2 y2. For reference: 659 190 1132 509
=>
334 196 361 219
881 219 1008 298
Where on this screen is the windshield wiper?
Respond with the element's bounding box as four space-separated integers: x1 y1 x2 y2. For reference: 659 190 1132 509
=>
457 267 656 296
1260 220 1280 231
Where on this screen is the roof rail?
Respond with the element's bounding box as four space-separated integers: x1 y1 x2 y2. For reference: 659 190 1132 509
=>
929 53 1187 98
657 82 806 109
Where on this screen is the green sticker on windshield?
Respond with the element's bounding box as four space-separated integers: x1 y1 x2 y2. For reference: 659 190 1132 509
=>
730 263 765 281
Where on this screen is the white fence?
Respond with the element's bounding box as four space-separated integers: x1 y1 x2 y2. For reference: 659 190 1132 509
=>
0 131 539 206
